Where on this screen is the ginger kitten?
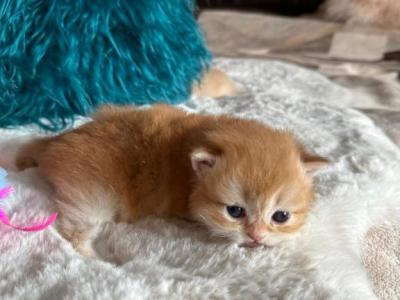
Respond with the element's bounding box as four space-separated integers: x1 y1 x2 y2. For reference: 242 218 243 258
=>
16 105 327 257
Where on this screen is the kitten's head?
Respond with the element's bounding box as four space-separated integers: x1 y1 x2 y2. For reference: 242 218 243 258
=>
188 119 328 247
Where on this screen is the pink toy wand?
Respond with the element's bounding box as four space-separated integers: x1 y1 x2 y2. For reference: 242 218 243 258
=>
0 168 57 231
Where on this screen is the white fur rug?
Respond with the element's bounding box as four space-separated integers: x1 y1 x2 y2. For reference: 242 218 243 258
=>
1 58 400 300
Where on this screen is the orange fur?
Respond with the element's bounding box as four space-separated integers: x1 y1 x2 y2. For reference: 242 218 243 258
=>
16 104 327 256
192 68 242 98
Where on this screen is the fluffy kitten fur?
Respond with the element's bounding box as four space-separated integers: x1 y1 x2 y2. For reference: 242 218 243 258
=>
321 0 400 28
16 105 327 257
192 68 242 98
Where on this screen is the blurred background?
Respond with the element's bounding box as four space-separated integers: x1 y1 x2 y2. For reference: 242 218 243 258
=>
196 0 400 145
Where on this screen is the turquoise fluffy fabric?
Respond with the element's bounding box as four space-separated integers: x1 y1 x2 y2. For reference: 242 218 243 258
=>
0 0 210 130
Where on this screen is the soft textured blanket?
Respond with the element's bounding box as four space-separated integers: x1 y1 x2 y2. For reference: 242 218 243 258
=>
1 59 399 299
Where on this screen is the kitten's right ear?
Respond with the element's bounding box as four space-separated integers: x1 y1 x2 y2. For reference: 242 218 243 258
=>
190 148 216 177
299 148 329 177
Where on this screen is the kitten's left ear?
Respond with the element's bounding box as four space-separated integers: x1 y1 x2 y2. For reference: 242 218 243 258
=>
190 148 217 177
299 147 329 176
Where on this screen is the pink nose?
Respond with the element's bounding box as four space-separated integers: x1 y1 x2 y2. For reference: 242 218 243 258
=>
247 222 269 243
247 232 262 243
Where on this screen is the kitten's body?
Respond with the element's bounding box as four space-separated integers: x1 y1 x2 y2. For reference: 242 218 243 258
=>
17 105 326 257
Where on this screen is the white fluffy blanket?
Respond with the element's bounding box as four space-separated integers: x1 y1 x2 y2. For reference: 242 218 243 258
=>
1 59 399 300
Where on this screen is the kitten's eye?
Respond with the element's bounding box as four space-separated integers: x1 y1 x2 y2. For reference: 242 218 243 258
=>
272 210 290 223
226 206 246 218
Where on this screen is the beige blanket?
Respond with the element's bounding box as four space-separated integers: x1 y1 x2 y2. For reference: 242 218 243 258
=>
363 226 400 299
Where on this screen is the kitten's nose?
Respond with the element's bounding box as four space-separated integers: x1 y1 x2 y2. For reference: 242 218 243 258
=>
247 232 262 243
247 222 268 242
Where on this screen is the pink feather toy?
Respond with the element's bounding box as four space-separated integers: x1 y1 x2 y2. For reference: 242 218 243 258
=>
0 167 57 231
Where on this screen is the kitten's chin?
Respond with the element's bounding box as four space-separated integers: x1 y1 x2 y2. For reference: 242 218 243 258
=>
238 236 288 248
240 241 267 248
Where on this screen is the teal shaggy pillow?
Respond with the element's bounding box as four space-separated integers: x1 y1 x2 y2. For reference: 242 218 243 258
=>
0 0 211 130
